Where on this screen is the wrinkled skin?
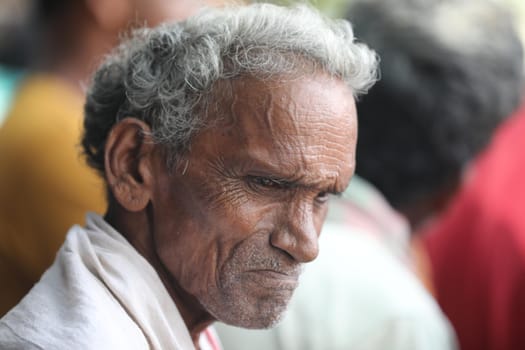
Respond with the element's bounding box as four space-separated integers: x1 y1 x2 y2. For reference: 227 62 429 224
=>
106 73 358 341
150 74 358 329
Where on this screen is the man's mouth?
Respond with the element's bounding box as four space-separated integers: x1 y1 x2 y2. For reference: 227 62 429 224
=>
245 269 301 289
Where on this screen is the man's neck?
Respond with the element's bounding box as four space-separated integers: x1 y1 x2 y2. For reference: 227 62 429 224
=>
104 205 215 346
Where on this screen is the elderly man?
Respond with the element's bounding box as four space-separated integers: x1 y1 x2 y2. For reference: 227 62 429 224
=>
0 4 377 349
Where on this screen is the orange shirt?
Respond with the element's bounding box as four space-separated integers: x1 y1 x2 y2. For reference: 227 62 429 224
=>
0 74 106 315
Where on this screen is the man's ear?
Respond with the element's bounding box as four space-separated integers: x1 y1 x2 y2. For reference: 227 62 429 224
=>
104 118 155 212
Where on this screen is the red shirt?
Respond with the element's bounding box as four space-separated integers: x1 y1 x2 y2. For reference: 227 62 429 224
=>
424 104 525 350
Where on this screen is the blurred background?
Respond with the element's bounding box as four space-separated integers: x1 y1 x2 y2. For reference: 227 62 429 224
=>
2 0 523 60
1 1 525 350
2 0 523 123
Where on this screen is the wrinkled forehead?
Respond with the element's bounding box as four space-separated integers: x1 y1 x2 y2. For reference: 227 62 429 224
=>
233 75 355 138
198 74 358 181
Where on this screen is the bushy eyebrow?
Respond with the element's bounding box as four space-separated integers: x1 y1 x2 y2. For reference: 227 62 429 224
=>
250 174 348 196
232 149 353 195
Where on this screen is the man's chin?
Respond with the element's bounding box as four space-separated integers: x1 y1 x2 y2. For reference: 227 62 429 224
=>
208 292 293 329
200 272 299 329
220 304 288 330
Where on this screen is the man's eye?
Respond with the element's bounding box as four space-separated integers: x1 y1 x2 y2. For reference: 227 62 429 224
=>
249 176 281 188
315 191 330 204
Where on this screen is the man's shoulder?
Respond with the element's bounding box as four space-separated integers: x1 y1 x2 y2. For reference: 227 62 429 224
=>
0 320 43 350
0 280 148 350
0 236 148 350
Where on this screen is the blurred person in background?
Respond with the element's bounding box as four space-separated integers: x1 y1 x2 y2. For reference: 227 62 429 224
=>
0 0 31 126
349 0 525 349
351 0 524 232
0 0 224 316
419 5 525 349
423 99 525 350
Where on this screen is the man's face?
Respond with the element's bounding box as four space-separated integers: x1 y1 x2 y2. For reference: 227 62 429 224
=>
150 73 357 328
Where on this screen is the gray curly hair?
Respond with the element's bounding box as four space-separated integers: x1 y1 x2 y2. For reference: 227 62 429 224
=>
82 3 378 173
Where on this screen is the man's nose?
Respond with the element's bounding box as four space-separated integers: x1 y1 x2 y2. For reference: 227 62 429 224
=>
270 200 319 263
